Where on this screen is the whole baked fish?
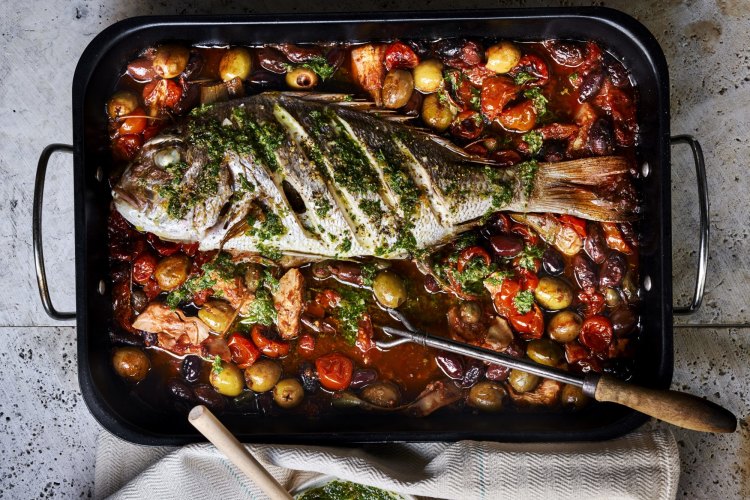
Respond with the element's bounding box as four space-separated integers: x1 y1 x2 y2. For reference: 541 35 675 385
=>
113 92 637 260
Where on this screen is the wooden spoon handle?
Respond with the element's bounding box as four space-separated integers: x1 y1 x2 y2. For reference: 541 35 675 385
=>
594 374 737 433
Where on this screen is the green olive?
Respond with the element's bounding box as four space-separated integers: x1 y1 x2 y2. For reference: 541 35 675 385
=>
152 44 190 79
244 359 282 393
198 299 235 333
382 69 414 109
219 47 252 81
485 42 521 74
106 91 139 119
286 67 319 90
526 339 563 367
112 347 150 383
547 310 583 343
508 369 539 393
244 264 263 292
372 270 407 308
413 59 444 93
561 384 589 409
154 254 191 291
209 361 244 397
467 381 507 412
273 378 304 408
459 301 482 324
360 381 401 408
421 93 455 132
534 276 573 310
604 287 622 307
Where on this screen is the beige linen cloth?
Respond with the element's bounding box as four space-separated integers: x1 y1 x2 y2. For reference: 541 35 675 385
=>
94 427 679 499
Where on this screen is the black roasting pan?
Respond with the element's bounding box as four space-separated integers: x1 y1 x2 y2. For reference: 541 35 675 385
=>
33 8 710 445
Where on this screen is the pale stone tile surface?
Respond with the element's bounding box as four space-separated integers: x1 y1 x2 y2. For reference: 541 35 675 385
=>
1 0 747 498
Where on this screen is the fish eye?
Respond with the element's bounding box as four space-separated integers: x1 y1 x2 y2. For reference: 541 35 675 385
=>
154 146 182 168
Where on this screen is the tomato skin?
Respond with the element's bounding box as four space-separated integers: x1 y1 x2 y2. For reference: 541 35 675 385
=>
577 290 605 317
142 278 161 301
509 54 549 86
143 78 182 109
355 315 374 353
510 224 540 246
315 353 354 391
480 75 518 122
146 233 180 256
117 107 147 136
579 315 613 353
509 304 544 340
251 325 291 358
384 41 419 71
227 333 261 369
492 279 521 317
316 289 341 310
180 242 199 257
601 222 633 254
559 215 587 239
497 100 537 132
298 334 316 354
192 288 213 306
456 246 492 273
517 268 539 292
132 252 157 284
112 134 143 161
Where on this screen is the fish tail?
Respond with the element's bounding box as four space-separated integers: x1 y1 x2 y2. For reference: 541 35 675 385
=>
528 156 639 222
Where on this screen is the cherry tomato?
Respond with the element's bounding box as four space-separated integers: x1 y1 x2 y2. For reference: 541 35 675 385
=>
518 268 539 291
447 70 477 109
450 110 484 140
601 222 633 254
558 215 587 239
355 315 374 353
492 278 521 317
316 289 341 310
509 54 549 87
146 233 180 256
251 325 291 358
315 353 354 391
579 315 613 353
112 134 143 161
564 342 589 364
192 288 214 306
538 123 579 141
180 242 199 257
577 290 605 317
142 278 161 301
464 64 496 86
497 100 537 132
456 246 492 273
117 107 147 136
480 75 518 122
143 78 183 110
227 333 261 369
298 334 316 354
305 302 326 319
509 304 544 340
132 252 157 285
384 41 419 71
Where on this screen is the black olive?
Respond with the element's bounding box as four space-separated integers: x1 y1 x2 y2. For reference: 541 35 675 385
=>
542 247 565 276
602 358 634 381
436 353 464 380
167 378 195 402
584 223 608 264
578 70 605 103
589 117 614 156
181 355 202 383
573 254 598 293
193 384 227 412
350 368 378 390
299 362 320 393
458 359 485 388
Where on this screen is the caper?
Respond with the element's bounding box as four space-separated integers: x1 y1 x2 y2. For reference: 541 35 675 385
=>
286 67 319 89
209 361 244 397
372 270 407 308
197 299 235 333
526 339 563 367
508 369 539 393
467 380 507 411
244 359 282 393
273 378 304 408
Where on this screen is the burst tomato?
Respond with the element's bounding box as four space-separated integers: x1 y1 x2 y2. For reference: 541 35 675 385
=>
559 215 587 239
117 107 147 136
497 100 537 132
142 278 162 301
132 252 157 284
143 78 182 110
146 233 180 256
298 334 316 354
456 246 492 273
112 134 143 161
315 353 354 391
251 325 291 358
579 315 613 353
480 75 518 122
227 333 261 369
384 41 419 71
509 304 544 340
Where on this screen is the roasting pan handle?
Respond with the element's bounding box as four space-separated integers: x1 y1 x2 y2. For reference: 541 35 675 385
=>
34 144 76 320
671 135 708 315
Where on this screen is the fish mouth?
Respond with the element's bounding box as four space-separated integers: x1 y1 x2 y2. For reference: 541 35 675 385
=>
112 186 143 211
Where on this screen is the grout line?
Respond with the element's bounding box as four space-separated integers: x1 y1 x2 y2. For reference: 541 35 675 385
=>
0 325 77 329
674 323 750 329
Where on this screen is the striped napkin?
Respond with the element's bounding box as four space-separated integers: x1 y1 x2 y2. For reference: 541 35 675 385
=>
94 427 679 499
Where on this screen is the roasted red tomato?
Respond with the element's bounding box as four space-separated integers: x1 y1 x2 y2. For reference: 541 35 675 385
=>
456 246 492 273
298 334 316 354
315 353 354 391
450 110 484 140
251 325 291 358
132 252 157 285
509 304 544 340
480 75 518 122
491 278 521 317
180 242 200 257
142 278 162 301
112 134 143 161
577 290 605 317
497 100 537 132
509 54 549 87
579 315 613 353
146 233 180 256
384 41 419 71
143 78 182 110
558 215 587 239
227 333 261 369
117 107 147 136
355 315 374 353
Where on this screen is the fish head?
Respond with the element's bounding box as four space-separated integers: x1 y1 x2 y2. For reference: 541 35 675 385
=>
112 132 233 242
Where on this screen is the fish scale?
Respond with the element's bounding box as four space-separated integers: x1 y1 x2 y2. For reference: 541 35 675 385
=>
113 92 638 262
